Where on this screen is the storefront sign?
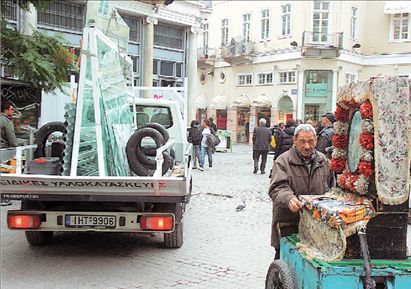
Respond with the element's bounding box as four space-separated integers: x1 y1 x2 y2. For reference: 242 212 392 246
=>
291 89 298 95
305 83 328 97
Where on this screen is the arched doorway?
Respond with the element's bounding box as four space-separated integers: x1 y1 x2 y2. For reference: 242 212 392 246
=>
278 95 294 123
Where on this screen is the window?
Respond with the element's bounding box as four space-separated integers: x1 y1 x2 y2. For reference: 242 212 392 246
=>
221 18 229 46
350 7 358 39
160 61 174 76
130 55 139 73
132 105 173 128
279 71 296 83
281 4 292 36
242 13 251 42
37 1 85 32
154 24 184 49
153 59 158 75
312 1 330 42
2 0 18 22
261 9 270 40
203 23 209 55
257 73 273 84
176 63 182 77
121 14 141 42
97 0 109 16
391 13 410 41
345 73 357 84
238 74 253 85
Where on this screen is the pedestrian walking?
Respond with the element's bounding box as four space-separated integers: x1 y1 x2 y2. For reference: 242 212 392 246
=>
252 118 271 174
208 117 217 134
188 120 201 169
316 112 335 158
274 118 297 160
268 124 334 259
199 119 214 170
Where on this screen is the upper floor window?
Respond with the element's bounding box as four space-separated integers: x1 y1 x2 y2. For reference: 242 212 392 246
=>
242 13 251 42
279 71 296 83
37 1 85 32
257 72 273 84
350 7 359 39
2 0 18 22
221 18 229 46
238 74 253 85
345 73 357 84
391 13 410 41
203 23 209 54
121 14 141 42
98 0 109 16
281 4 292 36
261 9 270 40
312 1 330 42
154 24 184 49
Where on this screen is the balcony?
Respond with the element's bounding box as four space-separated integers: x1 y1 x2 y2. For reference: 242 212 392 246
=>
221 38 253 65
197 47 216 69
301 31 343 58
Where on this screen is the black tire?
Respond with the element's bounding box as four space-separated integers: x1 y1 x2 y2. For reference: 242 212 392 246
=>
265 260 295 289
135 128 164 167
139 123 169 144
34 122 66 158
164 222 183 248
21 200 54 246
25 231 53 246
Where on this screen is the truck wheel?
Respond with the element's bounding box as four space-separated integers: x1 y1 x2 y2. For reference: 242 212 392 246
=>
164 222 183 248
34 121 66 159
265 260 295 289
25 231 53 246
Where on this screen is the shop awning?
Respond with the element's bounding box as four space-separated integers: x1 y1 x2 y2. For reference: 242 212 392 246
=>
252 94 272 107
384 1 411 14
230 94 252 107
195 94 208 109
209 95 228 109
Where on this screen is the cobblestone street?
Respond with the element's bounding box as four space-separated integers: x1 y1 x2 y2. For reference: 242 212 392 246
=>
1 144 275 289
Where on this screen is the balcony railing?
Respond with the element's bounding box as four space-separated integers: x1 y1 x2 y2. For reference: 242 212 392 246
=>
301 31 343 57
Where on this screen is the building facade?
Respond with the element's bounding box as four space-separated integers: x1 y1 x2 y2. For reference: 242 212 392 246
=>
1 0 210 126
196 1 411 143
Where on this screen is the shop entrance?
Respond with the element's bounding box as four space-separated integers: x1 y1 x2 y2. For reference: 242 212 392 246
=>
304 105 320 122
237 107 250 143
278 95 294 124
256 107 271 127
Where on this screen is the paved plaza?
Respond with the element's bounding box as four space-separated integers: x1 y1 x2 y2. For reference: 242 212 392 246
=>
1 144 275 289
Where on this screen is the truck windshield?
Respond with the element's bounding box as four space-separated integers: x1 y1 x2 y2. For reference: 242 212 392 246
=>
131 105 173 128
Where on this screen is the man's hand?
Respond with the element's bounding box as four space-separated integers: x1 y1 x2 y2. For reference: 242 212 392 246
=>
288 197 302 212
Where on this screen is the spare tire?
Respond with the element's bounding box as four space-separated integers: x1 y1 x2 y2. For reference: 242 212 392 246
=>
140 123 169 144
34 122 66 158
126 128 163 176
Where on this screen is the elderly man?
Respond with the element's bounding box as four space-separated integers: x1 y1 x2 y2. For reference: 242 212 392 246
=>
268 124 334 259
252 118 271 174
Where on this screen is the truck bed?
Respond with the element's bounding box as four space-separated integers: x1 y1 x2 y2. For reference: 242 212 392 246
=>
0 174 189 203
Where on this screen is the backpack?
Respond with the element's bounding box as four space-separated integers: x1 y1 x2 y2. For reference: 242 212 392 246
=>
191 125 202 143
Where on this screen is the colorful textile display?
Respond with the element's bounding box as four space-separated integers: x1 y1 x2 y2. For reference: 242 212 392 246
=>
296 76 411 261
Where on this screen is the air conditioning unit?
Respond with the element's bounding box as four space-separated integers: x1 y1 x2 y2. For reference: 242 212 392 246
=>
241 42 253 54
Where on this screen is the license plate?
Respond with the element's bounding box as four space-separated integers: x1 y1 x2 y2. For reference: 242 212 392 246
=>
65 215 116 228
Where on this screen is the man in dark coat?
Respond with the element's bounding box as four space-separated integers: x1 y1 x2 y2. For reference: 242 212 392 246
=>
0 101 17 149
208 117 217 134
252 118 271 174
274 118 296 160
269 124 333 259
316 112 335 158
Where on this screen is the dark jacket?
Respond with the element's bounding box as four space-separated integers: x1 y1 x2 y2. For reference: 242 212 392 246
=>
268 146 333 248
275 126 296 159
316 125 334 156
252 125 271 151
210 122 217 134
188 124 202 145
0 113 17 148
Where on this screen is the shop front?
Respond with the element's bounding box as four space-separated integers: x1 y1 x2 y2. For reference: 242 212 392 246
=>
0 79 41 144
277 95 294 124
227 94 252 144
249 94 272 144
303 70 333 121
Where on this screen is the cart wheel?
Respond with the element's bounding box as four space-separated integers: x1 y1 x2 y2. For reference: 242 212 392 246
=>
265 260 295 289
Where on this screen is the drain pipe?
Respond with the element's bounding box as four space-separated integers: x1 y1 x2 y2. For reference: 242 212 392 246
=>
358 226 376 289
